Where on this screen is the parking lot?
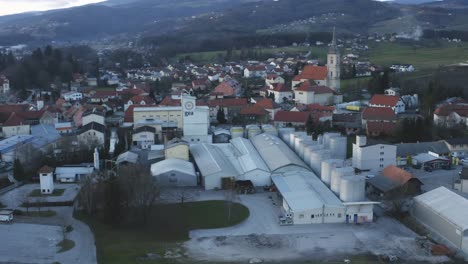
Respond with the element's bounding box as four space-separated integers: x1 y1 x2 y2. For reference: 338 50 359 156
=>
410 165 463 192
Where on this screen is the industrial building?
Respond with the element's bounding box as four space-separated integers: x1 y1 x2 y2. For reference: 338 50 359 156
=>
352 135 397 173
151 158 197 187
412 187 468 255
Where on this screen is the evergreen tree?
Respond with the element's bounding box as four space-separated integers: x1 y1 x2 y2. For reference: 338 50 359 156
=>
217 107 227 124
13 158 25 182
305 114 315 136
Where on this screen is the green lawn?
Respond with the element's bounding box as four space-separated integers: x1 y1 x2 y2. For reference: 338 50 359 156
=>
29 189 65 197
367 42 468 70
176 45 327 63
57 239 75 253
75 200 249 264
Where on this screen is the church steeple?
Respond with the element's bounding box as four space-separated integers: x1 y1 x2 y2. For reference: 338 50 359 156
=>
327 27 340 91
329 27 337 54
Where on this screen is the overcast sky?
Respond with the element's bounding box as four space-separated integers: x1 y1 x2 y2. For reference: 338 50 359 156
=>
0 0 107 16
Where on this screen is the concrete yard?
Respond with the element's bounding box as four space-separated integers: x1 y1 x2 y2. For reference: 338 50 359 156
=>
184 192 450 263
0 223 62 264
411 165 462 192
0 183 79 208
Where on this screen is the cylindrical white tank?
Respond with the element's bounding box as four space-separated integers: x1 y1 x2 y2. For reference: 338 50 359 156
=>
339 176 366 202
294 135 310 154
330 136 347 160
303 145 314 165
300 140 315 160
356 135 367 147
247 126 261 139
230 127 244 139
330 166 355 195
279 127 295 143
321 159 344 186
323 132 341 149
317 135 324 145
262 125 278 136
309 150 331 175
290 132 307 148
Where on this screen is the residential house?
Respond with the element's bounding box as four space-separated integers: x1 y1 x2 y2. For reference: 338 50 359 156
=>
55 165 94 182
274 111 310 128
38 166 54 194
192 79 208 90
265 74 285 87
244 65 267 78
124 95 155 111
62 92 83 101
55 122 74 134
361 107 398 137
368 94 405 114
433 103 468 128
390 64 415 73
352 135 397 173
366 165 423 198
0 112 31 138
255 98 281 120
82 108 105 126
332 112 361 135
412 152 450 170
292 65 328 89
294 81 342 105
266 83 293 103
77 122 106 146
239 105 269 123
213 77 242 97
0 75 10 93
132 126 156 149
207 98 249 122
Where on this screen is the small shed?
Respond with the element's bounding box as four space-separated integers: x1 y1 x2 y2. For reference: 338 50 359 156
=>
366 165 423 198
55 165 94 182
165 138 189 161
151 158 197 187
116 151 139 165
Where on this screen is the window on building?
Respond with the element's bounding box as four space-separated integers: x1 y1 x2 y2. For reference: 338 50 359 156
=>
380 164 384 168
338 213 342 218
299 214 304 219
42 189 45 192
380 158 384 161
311 214 315 219
380 152 384 155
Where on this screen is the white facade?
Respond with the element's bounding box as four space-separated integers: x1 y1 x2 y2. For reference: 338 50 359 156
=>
181 95 211 143
132 131 155 149
151 158 197 187
2 124 31 138
63 92 83 101
55 166 94 182
352 136 396 173
82 113 105 126
77 129 105 146
39 171 54 194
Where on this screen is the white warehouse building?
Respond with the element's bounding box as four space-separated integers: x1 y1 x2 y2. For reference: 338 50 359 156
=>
412 187 468 255
151 158 197 187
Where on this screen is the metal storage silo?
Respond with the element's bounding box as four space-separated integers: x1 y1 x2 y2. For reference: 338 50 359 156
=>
303 145 314 165
339 176 366 202
262 124 278 136
230 127 244 139
279 127 295 143
330 166 355 195
323 132 341 149
321 159 344 186
290 132 307 148
330 136 347 160
294 135 310 154
309 149 331 175
300 140 315 160
317 134 324 145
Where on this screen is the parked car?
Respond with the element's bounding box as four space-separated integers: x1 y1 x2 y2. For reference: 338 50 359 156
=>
460 158 468 164
0 209 13 223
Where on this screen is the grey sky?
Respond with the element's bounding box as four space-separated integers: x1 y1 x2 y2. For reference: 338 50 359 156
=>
0 0 106 16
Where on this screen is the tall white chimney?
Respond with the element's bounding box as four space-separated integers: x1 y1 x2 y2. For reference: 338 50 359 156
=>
93 148 100 170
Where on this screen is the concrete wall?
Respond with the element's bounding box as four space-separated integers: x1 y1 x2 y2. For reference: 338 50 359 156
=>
353 144 396 173
2 125 30 138
134 109 182 128
154 171 197 187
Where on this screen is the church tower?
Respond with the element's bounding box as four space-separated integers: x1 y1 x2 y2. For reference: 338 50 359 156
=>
327 27 341 91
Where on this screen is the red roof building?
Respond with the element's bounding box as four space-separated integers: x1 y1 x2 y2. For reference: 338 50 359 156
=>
274 111 310 127
362 107 397 121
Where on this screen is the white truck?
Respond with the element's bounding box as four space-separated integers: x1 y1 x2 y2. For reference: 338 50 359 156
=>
0 209 13 223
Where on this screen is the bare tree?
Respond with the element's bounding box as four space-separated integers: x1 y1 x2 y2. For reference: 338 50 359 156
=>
174 187 194 204
224 188 238 224
117 164 160 225
78 173 100 215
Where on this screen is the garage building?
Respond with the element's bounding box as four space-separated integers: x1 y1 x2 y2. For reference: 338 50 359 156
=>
412 187 468 254
151 158 197 187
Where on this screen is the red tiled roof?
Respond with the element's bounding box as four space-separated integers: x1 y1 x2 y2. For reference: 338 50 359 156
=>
240 104 269 116
270 83 291 92
159 96 181 106
255 98 280 110
307 104 335 112
434 104 468 117
369 94 400 107
208 98 248 107
38 165 54 174
130 95 154 105
297 65 328 81
246 65 266 71
214 81 236 96
295 82 337 94
381 165 413 184
362 107 397 121
3 112 25 126
366 121 397 136
124 104 156 123
274 111 310 123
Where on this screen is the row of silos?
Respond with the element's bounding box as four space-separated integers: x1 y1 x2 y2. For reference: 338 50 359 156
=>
278 127 295 143
262 125 278 136
230 127 244 139
246 125 261 139
327 165 365 203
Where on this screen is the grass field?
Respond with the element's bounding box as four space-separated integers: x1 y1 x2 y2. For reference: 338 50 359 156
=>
75 200 249 264
367 42 468 70
176 45 327 63
29 189 65 197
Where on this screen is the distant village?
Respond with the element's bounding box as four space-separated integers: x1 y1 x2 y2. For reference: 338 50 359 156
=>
0 29 468 263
